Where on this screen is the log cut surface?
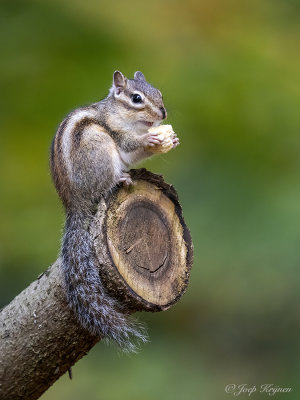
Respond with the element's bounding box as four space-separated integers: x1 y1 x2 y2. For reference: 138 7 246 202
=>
92 168 193 312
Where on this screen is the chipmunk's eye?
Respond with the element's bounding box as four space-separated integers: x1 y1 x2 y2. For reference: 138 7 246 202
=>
131 93 143 104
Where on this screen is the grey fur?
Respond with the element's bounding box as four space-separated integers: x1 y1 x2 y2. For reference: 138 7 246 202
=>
62 211 147 351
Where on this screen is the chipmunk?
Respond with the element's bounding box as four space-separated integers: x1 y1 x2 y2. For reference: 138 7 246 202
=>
50 71 179 351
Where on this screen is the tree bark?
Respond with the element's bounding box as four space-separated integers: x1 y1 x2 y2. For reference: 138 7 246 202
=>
0 169 193 400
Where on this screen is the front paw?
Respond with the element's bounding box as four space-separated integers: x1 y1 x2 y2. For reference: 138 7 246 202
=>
142 132 163 148
118 172 133 187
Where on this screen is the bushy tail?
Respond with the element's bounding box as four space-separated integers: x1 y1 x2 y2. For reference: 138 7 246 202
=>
62 211 148 352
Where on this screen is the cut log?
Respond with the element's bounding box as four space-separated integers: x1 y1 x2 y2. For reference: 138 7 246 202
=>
93 168 193 311
0 169 193 400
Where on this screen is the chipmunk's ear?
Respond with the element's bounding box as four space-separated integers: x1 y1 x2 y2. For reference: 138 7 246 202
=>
113 71 126 95
134 71 146 81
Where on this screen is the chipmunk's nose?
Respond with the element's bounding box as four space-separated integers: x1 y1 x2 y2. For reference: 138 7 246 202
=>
160 107 167 120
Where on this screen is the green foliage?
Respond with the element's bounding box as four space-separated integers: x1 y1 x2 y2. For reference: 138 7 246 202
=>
0 0 299 398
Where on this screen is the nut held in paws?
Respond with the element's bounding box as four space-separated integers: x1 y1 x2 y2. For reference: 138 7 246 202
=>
147 125 176 154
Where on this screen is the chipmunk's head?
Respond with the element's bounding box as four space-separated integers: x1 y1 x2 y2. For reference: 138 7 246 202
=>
109 70 167 133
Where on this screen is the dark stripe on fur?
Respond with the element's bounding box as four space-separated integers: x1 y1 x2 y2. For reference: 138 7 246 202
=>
51 116 72 208
97 119 122 144
71 117 99 152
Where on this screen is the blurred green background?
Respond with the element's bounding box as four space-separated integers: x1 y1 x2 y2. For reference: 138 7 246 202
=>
1 0 299 399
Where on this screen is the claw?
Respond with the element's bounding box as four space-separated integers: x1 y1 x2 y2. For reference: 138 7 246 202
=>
172 134 180 148
119 173 133 187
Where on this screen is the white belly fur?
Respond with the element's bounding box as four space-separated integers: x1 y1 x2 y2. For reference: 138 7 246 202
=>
118 148 148 170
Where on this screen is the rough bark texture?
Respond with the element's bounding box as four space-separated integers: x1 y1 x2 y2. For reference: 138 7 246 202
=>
0 169 193 400
0 260 99 400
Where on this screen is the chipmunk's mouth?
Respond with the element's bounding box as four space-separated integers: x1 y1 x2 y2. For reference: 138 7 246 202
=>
140 120 161 128
142 121 154 127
